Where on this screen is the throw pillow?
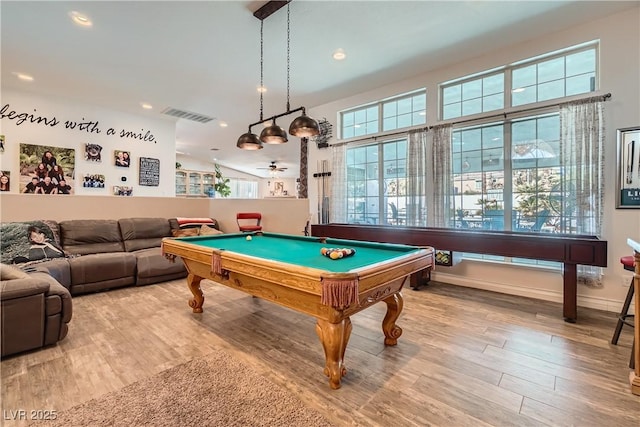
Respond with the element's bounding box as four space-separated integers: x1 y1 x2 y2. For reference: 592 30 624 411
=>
175 217 219 229
200 224 224 235
171 228 200 237
0 263 31 280
0 221 66 264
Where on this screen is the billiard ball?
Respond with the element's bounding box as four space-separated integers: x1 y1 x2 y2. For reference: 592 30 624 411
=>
329 251 340 259
246 235 252 241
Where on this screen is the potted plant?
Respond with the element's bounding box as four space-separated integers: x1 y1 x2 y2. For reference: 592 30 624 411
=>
214 164 231 197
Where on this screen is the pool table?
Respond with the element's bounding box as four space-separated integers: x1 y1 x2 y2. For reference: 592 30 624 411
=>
161 232 434 389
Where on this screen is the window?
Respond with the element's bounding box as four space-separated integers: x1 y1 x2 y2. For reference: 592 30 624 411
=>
441 43 597 119
442 73 504 120
341 90 426 139
383 92 426 132
346 139 410 226
450 113 576 239
228 178 258 198
512 47 596 106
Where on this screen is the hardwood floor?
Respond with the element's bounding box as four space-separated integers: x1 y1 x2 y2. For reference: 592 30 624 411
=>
2 279 638 426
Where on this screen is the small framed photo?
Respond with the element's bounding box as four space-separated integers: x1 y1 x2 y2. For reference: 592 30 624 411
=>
114 150 131 168
616 126 640 208
84 143 103 162
0 171 10 192
113 186 133 196
82 174 106 188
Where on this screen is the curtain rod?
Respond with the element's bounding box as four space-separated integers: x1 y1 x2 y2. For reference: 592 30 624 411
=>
444 92 611 128
330 92 612 148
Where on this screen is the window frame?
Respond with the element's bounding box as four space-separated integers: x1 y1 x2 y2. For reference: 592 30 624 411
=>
340 89 426 140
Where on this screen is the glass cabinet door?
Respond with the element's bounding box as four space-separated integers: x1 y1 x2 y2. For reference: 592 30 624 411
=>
202 173 215 197
188 172 202 195
175 171 187 195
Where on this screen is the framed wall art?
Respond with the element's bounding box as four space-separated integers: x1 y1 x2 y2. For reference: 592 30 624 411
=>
616 126 640 208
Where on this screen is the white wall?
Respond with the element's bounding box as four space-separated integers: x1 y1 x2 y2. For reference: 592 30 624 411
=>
0 90 177 197
307 6 640 313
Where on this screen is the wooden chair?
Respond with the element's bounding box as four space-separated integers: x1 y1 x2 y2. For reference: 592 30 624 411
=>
236 212 262 232
611 255 635 369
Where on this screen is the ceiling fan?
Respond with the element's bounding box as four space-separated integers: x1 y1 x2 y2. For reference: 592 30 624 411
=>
258 161 287 172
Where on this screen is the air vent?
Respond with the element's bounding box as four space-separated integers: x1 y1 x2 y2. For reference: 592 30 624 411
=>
161 107 215 123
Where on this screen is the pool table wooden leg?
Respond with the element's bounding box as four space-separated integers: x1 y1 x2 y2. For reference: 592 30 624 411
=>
382 292 404 345
186 274 204 313
315 318 352 390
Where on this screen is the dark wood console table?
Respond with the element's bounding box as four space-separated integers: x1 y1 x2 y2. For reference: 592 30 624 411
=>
311 223 607 323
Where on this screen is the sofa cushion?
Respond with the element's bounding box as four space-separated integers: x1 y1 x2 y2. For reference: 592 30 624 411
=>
119 218 172 252
171 228 199 237
67 252 136 286
200 224 224 235
60 220 125 255
0 220 63 264
134 247 186 279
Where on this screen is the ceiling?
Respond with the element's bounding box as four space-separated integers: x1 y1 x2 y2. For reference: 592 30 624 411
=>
2 1 636 178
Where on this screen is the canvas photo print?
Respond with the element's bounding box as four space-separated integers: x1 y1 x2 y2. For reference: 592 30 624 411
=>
19 143 75 194
115 150 131 168
85 143 103 162
113 185 133 196
82 174 106 188
0 171 10 192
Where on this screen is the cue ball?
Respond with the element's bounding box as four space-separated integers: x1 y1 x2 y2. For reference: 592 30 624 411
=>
246 235 252 241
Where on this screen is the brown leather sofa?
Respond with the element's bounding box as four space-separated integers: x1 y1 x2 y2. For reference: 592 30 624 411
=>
1 269 72 357
35 217 189 295
61 218 187 294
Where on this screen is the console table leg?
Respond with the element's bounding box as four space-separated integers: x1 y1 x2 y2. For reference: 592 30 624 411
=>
563 263 577 323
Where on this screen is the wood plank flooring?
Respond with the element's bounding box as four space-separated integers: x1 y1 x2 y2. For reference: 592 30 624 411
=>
2 280 638 426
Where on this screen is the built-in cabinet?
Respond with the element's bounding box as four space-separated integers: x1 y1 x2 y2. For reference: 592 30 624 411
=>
176 169 215 197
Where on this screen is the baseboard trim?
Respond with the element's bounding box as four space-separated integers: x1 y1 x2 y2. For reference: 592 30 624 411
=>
431 272 627 314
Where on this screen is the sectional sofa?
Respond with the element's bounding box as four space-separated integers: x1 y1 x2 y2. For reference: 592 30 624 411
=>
0 217 219 357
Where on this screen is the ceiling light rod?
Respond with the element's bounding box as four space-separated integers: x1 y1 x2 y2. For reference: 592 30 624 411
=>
247 106 306 131
253 0 291 21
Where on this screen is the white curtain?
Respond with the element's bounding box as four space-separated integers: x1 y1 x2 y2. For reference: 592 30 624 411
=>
330 144 347 223
559 96 605 287
406 129 427 226
427 124 452 227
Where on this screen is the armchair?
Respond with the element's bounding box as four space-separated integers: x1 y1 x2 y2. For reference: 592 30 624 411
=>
1 266 72 357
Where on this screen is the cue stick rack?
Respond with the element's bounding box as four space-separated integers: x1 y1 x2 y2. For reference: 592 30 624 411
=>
313 160 331 224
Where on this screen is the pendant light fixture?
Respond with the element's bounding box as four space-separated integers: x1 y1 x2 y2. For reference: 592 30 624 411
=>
236 20 265 150
237 1 320 150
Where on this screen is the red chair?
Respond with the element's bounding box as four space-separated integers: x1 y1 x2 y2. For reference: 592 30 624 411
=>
611 255 635 369
236 212 262 232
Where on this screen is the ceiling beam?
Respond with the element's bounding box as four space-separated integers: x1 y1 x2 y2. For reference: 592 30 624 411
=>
253 0 291 21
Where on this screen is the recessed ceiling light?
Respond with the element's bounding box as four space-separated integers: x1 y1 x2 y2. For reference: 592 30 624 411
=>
218 121 228 128
13 72 34 82
418 111 426 116
69 11 92 27
333 48 346 61
257 85 267 93
140 103 153 110
512 87 526 93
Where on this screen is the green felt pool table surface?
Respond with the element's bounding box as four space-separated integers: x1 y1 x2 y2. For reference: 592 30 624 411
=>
175 232 423 273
